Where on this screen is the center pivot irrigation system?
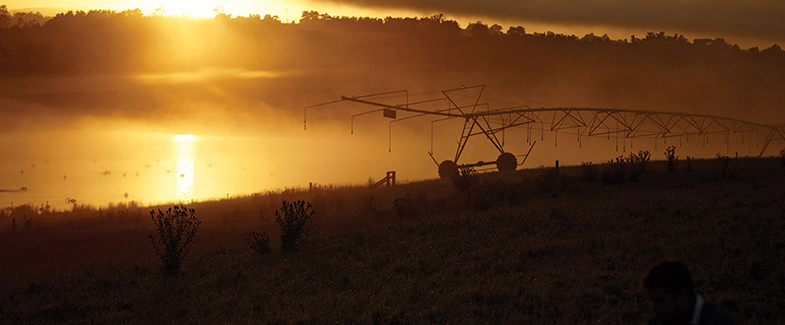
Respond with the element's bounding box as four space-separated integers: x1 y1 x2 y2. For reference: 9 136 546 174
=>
305 85 785 178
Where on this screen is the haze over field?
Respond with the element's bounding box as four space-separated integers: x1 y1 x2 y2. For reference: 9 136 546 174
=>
1 2 784 208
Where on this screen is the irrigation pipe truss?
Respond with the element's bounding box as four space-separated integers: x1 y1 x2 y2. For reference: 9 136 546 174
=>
305 85 785 177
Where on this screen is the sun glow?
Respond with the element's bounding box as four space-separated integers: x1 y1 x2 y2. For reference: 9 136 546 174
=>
149 0 222 18
125 0 283 19
173 134 197 201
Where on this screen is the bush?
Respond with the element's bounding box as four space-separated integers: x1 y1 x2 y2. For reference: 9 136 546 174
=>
275 200 315 253
717 153 734 180
626 150 651 182
600 156 627 185
247 231 271 255
451 166 479 193
665 146 679 172
536 167 566 196
359 195 379 218
393 192 427 220
149 205 201 275
580 162 598 182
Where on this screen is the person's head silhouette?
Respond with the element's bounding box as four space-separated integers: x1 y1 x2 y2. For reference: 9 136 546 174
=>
641 259 733 325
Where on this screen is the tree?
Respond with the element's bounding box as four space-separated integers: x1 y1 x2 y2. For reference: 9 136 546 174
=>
489 24 503 35
300 10 319 22
263 14 280 22
466 21 489 36
0 5 11 28
507 26 526 36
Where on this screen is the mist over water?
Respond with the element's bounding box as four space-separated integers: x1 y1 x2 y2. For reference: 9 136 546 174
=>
1 11 784 211
1 107 770 211
0 131 270 210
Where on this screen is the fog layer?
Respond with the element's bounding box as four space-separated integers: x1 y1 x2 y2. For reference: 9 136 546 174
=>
1 11 784 205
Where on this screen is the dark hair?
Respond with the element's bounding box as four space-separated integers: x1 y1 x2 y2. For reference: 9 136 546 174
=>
642 259 695 296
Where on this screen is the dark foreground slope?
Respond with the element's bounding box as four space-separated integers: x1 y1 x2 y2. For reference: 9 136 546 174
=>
1 158 784 323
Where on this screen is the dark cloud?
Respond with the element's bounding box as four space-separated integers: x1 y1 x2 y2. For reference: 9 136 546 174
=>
313 0 784 43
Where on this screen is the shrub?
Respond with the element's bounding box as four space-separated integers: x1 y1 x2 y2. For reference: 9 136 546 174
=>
780 148 785 167
275 200 315 253
247 231 271 255
580 162 598 182
149 205 201 275
393 192 427 220
393 197 414 220
359 195 379 217
665 146 679 172
626 150 651 182
600 156 627 185
451 166 479 193
716 153 733 180
536 167 566 196
467 181 500 210
9 204 36 233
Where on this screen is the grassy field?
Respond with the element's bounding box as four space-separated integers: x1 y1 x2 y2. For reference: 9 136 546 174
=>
1 156 783 323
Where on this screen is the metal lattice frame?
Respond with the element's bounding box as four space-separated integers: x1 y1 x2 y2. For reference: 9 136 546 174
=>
305 85 785 171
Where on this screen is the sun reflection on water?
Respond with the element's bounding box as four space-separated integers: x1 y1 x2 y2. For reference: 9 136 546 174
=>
173 134 197 202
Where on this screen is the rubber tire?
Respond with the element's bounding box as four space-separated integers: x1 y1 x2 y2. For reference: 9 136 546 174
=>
496 152 517 172
438 160 459 179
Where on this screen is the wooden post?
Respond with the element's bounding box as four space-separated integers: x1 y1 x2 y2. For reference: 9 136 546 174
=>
735 152 738 167
555 160 559 172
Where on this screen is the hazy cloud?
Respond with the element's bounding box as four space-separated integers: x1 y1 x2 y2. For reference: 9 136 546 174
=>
135 68 286 85
312 0 785 42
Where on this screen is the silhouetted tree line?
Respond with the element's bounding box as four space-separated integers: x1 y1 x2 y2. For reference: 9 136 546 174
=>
0 6 783 78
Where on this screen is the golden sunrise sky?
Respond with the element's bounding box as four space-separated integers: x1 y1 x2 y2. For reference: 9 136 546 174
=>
4 0 784 49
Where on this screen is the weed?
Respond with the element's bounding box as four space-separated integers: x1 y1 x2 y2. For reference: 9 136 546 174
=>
393 197 415 220
536 167 566 196
451 166 479 193
9 204 36 228
600 151 650 184
149 205 202 275
247 231 271 255
780 148 785 167
626 150 651 182
393 192 428 220
275 200 315 252
359 195 379 218
665 146 679 172
716 153 734 180
600 156 627 185
580 162 598 182
470 180 523 210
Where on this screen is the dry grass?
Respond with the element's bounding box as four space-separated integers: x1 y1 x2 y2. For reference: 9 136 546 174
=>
0 157 783 323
